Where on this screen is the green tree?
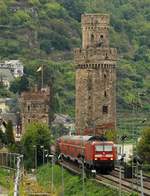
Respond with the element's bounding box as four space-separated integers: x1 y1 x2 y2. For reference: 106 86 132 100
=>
137 128 150 164
5 120 15 145
0 129 6 146
21 123 52 168
10 75 29 94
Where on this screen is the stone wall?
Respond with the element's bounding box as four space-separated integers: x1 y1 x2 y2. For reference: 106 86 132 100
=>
75 14 117 135
20 88 50 133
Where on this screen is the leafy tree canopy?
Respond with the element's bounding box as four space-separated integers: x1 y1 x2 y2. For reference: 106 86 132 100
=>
5 120 15 145
21 122 52 168
137 128 150 164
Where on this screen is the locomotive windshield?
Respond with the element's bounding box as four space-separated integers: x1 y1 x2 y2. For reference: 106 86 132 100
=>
104 145 112 151
95 145 113 152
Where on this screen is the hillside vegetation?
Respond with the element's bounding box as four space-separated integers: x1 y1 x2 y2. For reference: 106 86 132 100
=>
0 0 150 117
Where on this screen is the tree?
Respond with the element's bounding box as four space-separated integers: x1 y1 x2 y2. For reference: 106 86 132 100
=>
0 129 7 146
5 120 15 145
0 83 13 98
9 75 29 94
137 128 150 164
21 122 52 168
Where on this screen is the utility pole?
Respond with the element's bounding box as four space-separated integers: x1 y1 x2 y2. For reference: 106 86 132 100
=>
82 158 85 196
58 154 64 196
41 64 44 89
44 149 48 164
119 164 122 196
14 155 23 196
61 160 64 196
40 145 44 165
33 145 37 170
81 135 85 196
140 168 144 196
48 154 54 194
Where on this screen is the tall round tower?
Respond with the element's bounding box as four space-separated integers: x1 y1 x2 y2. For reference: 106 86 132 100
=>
74 14 117 135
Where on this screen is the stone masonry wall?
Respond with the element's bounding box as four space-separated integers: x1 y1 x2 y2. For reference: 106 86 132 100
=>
75 14 117 135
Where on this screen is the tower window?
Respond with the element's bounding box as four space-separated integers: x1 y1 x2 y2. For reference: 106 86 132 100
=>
27 105 30 111
104 74 107 79
102 105 108 114
105 53 108 59
98 35 104 47
91 34 94 43
104 91 107 97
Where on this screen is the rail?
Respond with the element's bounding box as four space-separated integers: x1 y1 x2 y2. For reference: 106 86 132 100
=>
59 159 150 195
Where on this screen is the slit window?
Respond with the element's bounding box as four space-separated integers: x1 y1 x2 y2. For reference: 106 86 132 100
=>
27 105 30 111
91 34 94 42
102 105 108 114
104 91 107 97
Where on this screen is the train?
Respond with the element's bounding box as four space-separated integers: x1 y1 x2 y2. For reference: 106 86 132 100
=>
55 135 117 172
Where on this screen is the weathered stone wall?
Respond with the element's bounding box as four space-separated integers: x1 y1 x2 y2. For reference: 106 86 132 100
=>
81 14 110 49
20 88 50 133
75 14 117 135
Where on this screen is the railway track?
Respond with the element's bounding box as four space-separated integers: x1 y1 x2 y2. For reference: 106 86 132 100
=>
97 171 150 195
59 160 150 195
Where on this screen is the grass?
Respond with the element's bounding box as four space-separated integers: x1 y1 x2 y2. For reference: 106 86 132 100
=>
36 163 137 196
0 167 14 195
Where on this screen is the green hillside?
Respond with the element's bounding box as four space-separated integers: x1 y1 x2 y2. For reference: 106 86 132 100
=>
0 0 150 118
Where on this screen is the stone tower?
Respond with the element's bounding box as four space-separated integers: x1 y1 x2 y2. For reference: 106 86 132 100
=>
74 14 117 135
20 87 50 134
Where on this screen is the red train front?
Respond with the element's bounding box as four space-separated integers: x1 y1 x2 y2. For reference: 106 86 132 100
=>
56 135 117 172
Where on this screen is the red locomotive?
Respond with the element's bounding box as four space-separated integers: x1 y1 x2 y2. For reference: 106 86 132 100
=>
56 135 117 172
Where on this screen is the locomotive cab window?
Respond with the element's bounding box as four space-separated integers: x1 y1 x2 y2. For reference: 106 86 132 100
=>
104 145 112 152
95 145 103 151
95 145 113 152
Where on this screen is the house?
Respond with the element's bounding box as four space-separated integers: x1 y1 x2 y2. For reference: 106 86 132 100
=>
0 60 24 88
0 69 14 88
